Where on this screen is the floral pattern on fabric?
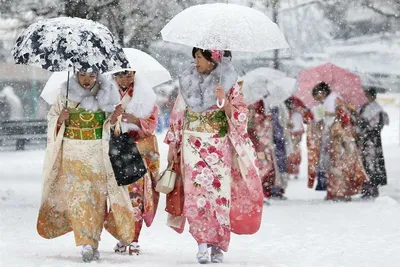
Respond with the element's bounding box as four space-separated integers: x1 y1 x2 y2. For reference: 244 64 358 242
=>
248 101 275 198
183 132 232 251
164 83 263 252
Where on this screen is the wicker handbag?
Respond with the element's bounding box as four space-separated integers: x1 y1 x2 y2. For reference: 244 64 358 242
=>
155 164 176 194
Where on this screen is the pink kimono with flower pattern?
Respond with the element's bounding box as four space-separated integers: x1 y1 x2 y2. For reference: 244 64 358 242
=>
164 83 263 252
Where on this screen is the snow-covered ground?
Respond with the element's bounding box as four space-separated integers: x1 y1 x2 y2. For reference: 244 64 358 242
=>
1 95 400 267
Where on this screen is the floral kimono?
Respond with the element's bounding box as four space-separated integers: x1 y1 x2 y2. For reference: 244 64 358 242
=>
286 111 304 176
357 100 388 194
37 75 136 249
164 62 263 252
114 76 160 242
307 93 368 199
247 100 275 198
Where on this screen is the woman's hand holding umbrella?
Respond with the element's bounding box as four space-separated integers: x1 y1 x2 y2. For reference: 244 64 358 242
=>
56 109 69 135
215 84 232 117
110 104 123 125
57 109 69 126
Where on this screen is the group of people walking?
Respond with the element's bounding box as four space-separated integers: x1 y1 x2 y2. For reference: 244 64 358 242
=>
37 48 264 264
37 46 388 264
248 79 388 203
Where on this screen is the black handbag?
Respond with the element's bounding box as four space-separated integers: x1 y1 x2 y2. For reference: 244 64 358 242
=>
109 131 147 186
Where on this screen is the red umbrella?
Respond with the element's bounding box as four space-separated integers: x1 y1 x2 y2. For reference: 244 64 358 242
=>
294 63 368 108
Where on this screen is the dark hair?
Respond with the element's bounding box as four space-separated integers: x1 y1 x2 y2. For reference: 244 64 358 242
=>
312 82 331 97
284 98 294 110
191 47 232 62
113 70 135 77
365 87 377 100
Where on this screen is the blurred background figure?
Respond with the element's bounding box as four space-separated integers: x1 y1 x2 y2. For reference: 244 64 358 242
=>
357 88 389 199
0 86 22 121
285 96 307 180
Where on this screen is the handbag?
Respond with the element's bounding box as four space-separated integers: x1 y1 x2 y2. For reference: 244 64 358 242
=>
155 164 176 194
109 131 147 186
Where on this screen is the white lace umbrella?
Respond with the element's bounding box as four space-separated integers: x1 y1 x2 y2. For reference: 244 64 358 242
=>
107 48 172 88
161 3 289 52
242 67 296 106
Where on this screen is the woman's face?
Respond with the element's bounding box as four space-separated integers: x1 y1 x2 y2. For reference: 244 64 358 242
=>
77 72 97 89
194 50 213 74
115 71 135 90
313 92 326 103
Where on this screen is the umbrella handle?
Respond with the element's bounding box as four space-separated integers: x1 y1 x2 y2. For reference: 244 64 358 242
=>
216 99 225 109
65 71 70 108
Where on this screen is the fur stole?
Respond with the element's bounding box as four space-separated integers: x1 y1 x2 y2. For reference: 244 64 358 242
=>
120 74 157 132
179 58 238 113
60 74 119 112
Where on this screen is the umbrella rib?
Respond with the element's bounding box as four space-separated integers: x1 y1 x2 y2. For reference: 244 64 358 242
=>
243 14 256 52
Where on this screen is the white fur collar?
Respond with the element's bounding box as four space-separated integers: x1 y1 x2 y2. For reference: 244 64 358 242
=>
60 74 119 112
124 75 156 118
179 58 238 112
120 74 157 132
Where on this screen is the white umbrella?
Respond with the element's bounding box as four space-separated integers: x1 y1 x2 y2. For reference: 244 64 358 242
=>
161 3 289 52
242 67 296 106
40 71 68 105
108 48 171 88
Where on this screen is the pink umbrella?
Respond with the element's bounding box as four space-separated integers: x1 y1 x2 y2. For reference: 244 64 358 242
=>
294 63 368 108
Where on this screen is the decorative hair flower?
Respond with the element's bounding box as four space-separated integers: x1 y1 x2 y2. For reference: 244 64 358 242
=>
210 49 223 62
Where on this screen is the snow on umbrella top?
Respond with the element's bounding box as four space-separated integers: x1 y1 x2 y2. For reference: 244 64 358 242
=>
161 3 289 52
12 17 130 73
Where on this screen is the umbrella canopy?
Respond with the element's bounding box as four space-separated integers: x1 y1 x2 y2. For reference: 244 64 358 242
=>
40 71 68 104
107 48 171 88
242 67 296 106
161 3 289 52
294 63 368 108
12 17 129 73
357 72 391 93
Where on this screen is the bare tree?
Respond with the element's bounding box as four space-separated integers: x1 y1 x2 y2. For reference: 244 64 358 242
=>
0 0 200 56
361 0 400 19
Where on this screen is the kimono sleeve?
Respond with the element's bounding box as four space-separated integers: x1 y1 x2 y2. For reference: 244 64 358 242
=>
227 83 248 135
137 106 158 138
164 93 186 150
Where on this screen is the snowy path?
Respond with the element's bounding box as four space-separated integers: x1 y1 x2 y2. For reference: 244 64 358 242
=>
1 100 400 267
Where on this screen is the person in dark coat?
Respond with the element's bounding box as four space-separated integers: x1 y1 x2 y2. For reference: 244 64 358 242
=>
357 88 389 198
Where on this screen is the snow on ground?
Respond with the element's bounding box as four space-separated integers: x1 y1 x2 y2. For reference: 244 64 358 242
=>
1 96 400 267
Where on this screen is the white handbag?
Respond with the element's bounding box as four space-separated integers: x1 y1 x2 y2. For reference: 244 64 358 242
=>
155 164 176 194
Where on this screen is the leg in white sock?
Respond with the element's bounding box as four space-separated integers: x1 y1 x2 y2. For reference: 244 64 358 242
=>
196 243 209 264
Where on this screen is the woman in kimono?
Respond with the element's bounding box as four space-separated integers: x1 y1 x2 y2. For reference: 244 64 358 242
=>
357 88 388 198
111 70 160 255
269 103 293 199
37 72 136 262
165 48 263 264
308 82 367 201
248 99 276 200
285 97 306 179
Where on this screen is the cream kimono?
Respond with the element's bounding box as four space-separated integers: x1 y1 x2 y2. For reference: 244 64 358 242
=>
37 75 136 248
